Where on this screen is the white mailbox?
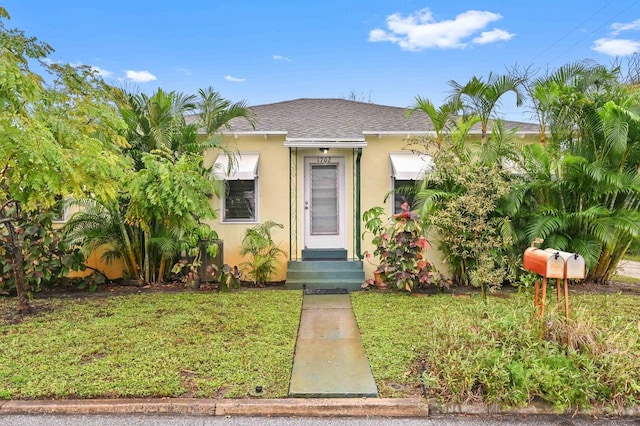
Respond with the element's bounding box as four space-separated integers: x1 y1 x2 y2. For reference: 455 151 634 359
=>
543 249 586 279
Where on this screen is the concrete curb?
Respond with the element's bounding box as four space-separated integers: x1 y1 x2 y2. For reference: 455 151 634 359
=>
1 398 639 418
0 398 429 417
429 402 640 417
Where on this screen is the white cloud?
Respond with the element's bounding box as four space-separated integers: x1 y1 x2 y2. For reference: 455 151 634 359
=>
41 58 63 65
368 8 513 51
177 67 192 76
125 70 157 83
592 37 640 56
592 19 640 56
90 66 113 78
273 55 292 62
472 28 514 44
611 19 640 35
225 75 246 82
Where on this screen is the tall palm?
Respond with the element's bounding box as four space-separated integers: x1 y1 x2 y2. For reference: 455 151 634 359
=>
118 88 196 168
448 72 525 144
520 62 591 145
196 86 257 137
406 97 459 149
505 70 640 282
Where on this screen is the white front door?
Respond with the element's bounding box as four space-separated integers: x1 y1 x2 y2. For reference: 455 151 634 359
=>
304 156 346 249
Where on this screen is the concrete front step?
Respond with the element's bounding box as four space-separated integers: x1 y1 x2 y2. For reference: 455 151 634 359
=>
285 280 363 291
286 260 365 291
301 249 348 260
287 260 364 270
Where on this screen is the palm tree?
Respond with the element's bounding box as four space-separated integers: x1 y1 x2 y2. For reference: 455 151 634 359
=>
448 72 525 144
406 97 459 149
64 197 141 280
505 67 640 282
196 86 257 137
72 87 257 284
240 221 286 286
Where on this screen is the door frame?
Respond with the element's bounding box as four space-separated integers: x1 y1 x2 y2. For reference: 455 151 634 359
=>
303 155 347 249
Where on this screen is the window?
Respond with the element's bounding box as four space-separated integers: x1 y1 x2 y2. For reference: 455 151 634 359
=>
389 152 432 214
224 180 256 221
392 180 416 214
213 153 259 223
51 195 68 223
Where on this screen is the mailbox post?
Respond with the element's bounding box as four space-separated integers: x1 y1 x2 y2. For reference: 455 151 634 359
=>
523 242 585 319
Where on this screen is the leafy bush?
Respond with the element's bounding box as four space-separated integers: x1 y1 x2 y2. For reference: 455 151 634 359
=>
0 210 86 293
364 203 445 292
413 134 515 297
240 221 286 286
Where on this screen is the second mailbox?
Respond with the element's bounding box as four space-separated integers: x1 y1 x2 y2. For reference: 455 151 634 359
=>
544 248 586 279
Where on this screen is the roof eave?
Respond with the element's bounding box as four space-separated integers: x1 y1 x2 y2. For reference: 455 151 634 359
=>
284 138 367 148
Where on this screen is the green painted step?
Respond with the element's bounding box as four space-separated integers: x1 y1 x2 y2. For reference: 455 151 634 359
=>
285 261 365 291
301 249 348 261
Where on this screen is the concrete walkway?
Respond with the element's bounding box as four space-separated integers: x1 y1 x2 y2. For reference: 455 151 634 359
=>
615 259 640 278
288 294 378 398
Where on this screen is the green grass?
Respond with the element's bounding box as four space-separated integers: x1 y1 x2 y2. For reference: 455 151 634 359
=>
352 291 640 411
623 253 640 262
0 290 302 399
3 288 640 411
611 274 640 285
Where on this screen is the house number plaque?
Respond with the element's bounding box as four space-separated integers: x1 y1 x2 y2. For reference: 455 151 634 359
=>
316 156 333 163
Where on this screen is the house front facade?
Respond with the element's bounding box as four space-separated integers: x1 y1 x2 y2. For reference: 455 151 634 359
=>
204 98 539 289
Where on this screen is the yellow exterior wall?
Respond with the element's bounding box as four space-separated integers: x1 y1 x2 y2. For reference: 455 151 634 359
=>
359 135 446 279
54 131 541 285
67 249 126 280
204 135 292 281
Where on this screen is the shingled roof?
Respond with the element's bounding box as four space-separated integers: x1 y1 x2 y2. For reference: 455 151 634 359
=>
218 98 539 139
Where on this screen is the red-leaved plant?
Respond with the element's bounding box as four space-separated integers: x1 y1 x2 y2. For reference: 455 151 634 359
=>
363 203 446 292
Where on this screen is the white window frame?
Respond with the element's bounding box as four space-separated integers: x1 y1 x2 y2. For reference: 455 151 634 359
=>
214 152 259 224
389 152 432 214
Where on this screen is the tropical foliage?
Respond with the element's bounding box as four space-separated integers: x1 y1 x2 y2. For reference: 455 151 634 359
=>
0 8 131 311
448 72 525 144
0 210 87 294
240 221 286 286
362 204 445 292
412 61 640 285
500 62 640 282
65 83 255 285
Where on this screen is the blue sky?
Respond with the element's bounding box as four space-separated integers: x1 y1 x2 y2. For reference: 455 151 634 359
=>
3 0 640 121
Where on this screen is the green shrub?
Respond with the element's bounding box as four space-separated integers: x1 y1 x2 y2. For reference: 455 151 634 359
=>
240 221 286 285
0 210 86 293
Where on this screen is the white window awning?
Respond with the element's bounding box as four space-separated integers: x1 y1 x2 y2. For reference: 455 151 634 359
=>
390 152 433 180
213 153 259 180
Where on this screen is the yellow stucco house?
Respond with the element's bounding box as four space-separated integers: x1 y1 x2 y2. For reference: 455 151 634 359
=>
204 98 539 290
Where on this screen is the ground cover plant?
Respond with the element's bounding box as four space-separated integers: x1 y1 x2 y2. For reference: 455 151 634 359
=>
352 291 640 411
0 290 301 399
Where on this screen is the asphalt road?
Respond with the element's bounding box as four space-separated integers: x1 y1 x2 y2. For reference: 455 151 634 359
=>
1 414 639 426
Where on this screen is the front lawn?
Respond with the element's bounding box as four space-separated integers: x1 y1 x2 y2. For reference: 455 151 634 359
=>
2 288 639 411
0 291 302 399
352 291 640 411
